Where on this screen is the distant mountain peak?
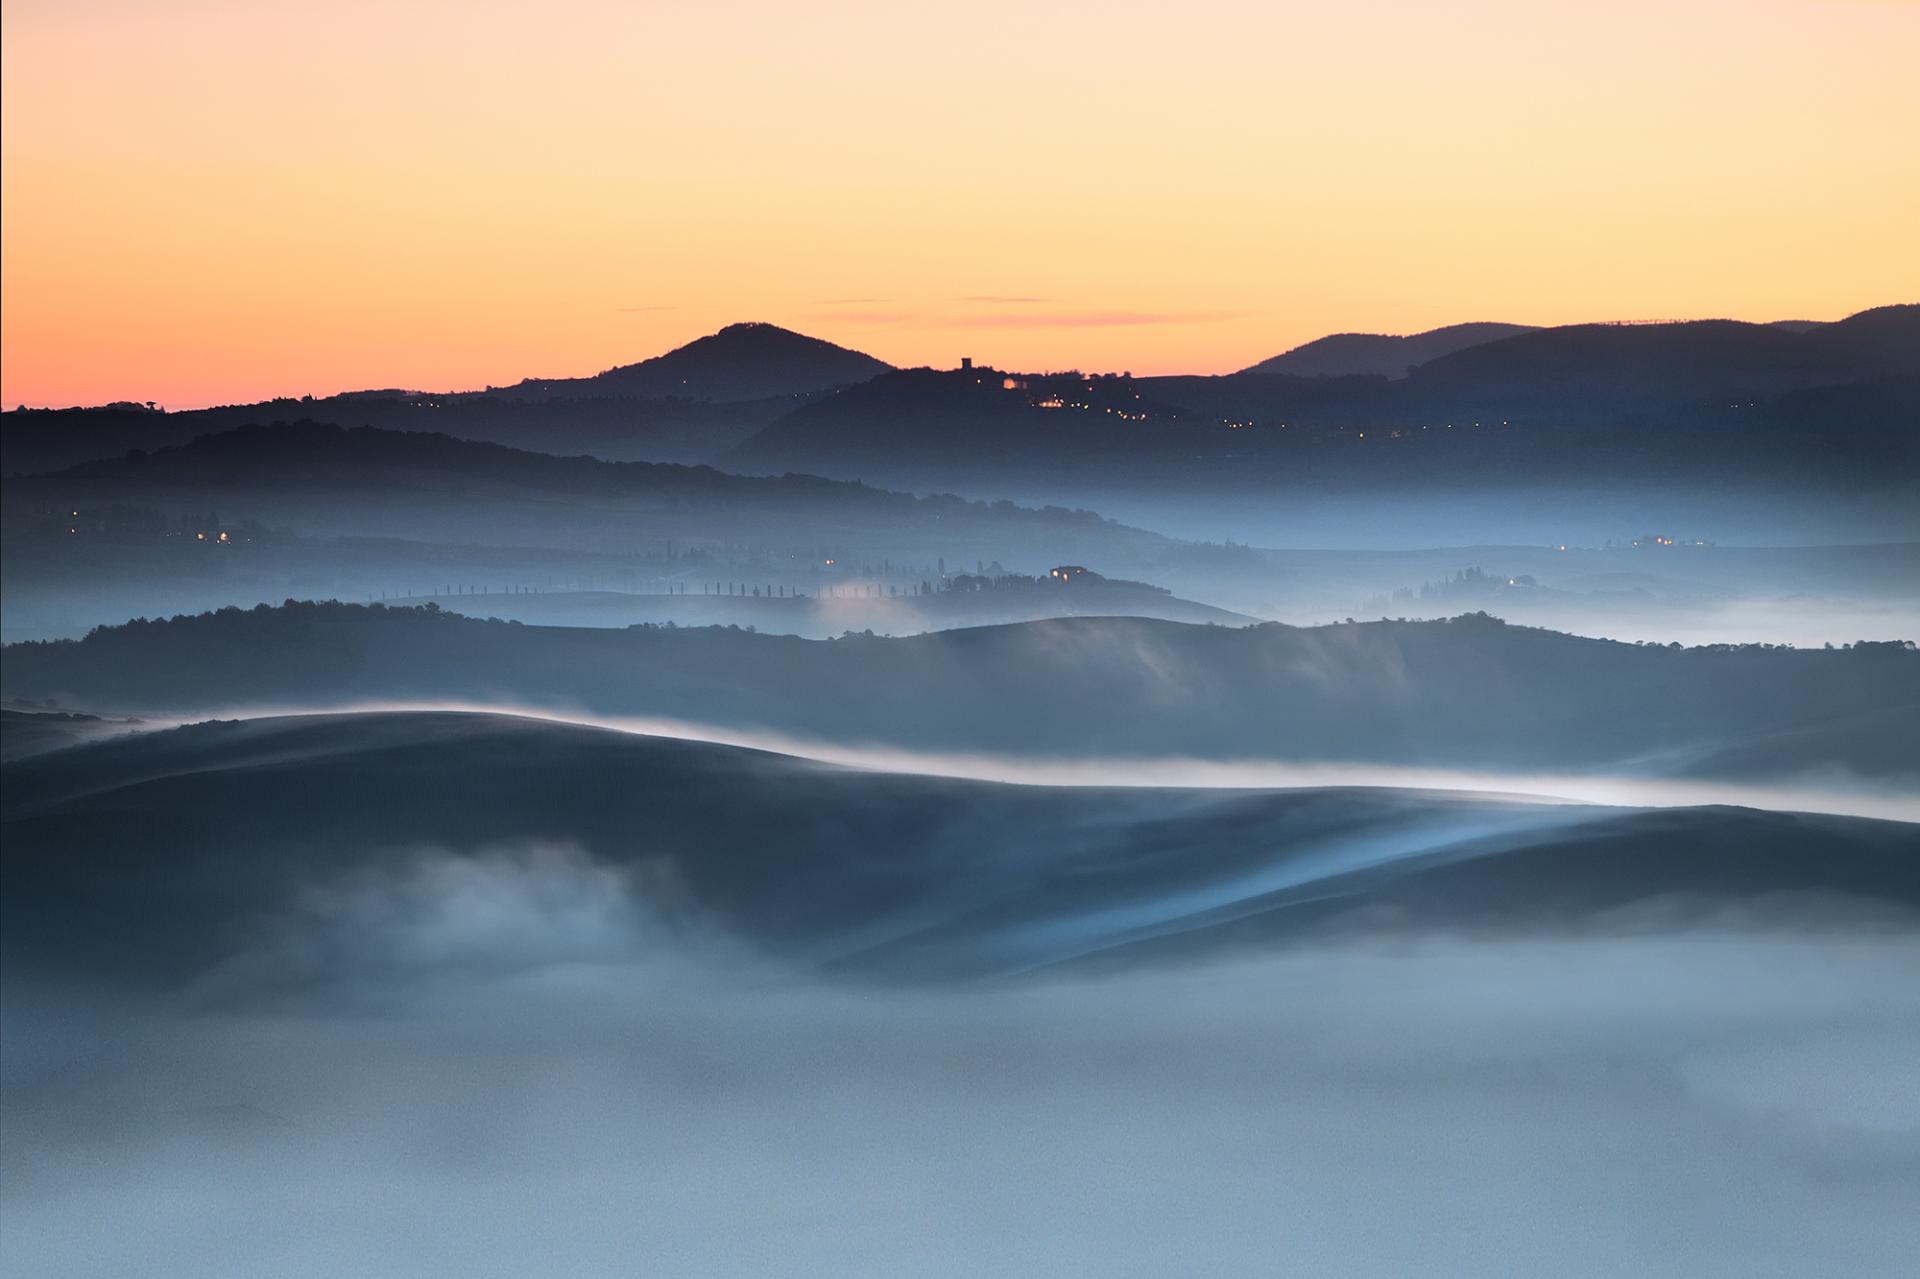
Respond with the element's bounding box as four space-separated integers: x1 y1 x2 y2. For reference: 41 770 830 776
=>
517 322 894 403
684 320 817 344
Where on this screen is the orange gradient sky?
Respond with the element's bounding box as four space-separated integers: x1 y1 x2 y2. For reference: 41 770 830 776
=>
4 0 1917 407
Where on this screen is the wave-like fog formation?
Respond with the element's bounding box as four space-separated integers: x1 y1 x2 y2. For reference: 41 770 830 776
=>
5 710 1916 987
5 710 1919 1276
103 700 1917 822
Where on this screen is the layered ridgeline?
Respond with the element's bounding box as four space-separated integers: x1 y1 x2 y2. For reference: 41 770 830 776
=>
365 577 1251 637
0 322 895 473
10 309 1914 493
1238 306 1914 390
2 420 1140 552
5 414 1916 644
3 421 1234 640
1239 322 1540 378
730 307 1920 499
5 710 1916 989
5 604 1914 784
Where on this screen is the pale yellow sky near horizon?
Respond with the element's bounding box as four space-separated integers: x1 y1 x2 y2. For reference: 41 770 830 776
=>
3 0 1917 407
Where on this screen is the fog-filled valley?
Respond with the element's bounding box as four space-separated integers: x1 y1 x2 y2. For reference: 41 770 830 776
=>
6 607 1918 799
4 310 1918 1276
12 0 1920 1252
13 708 1918 981
5 414 1917 648
4 710 1919 1276
11 928 1918 1278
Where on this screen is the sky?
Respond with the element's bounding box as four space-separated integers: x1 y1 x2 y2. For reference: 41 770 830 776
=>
3 0 1917 408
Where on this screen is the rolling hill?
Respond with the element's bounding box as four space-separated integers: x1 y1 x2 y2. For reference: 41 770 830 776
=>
1240 321 1538 378
5 710 1915 988
5 604 1913 784
1 420 1154 555
1408 308 1920 404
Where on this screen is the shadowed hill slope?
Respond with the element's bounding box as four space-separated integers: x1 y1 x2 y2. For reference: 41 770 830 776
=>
1409 311 1920 402
1 322 894 474
508 321 894 402
730 307 1920 500
2 420 1157 556
1241 322 1538 378
4 711 1915 987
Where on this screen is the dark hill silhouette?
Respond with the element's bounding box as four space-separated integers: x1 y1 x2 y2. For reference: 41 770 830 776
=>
728 305 1920 496
2 321 892 475
9 309 1913 493
5 603 1913 782
1241 322 1538 379
1802 303 1920 372
36 418 809 494
2 420 1156 554
2 388 797 476
5 709 1915 987
0 422 1202 631
508 321 893 402
729 366 1204 475
1409 311 1920 402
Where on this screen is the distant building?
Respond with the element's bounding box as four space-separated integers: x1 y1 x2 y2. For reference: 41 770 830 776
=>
1047 565 1102 584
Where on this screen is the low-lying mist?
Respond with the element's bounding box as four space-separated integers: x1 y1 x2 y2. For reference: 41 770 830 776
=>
8 606 1915 793
6 712 1916 1276
57 702 1920 823
5 849 1917 1278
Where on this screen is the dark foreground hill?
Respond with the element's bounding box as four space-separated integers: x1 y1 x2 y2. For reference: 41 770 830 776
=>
4 711 1914 987
4 604 1914 782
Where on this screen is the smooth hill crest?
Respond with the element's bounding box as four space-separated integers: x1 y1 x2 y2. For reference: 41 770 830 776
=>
1240 322 1540 379
7 603 1914 788
505 321 896 402
1236 305 1917 384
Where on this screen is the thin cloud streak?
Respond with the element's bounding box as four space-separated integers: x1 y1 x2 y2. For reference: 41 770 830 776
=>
821 308 1256 330
946 309 1256 330
813 310 923 326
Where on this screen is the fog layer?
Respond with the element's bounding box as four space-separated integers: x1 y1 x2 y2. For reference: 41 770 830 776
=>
6 921 1918 1278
